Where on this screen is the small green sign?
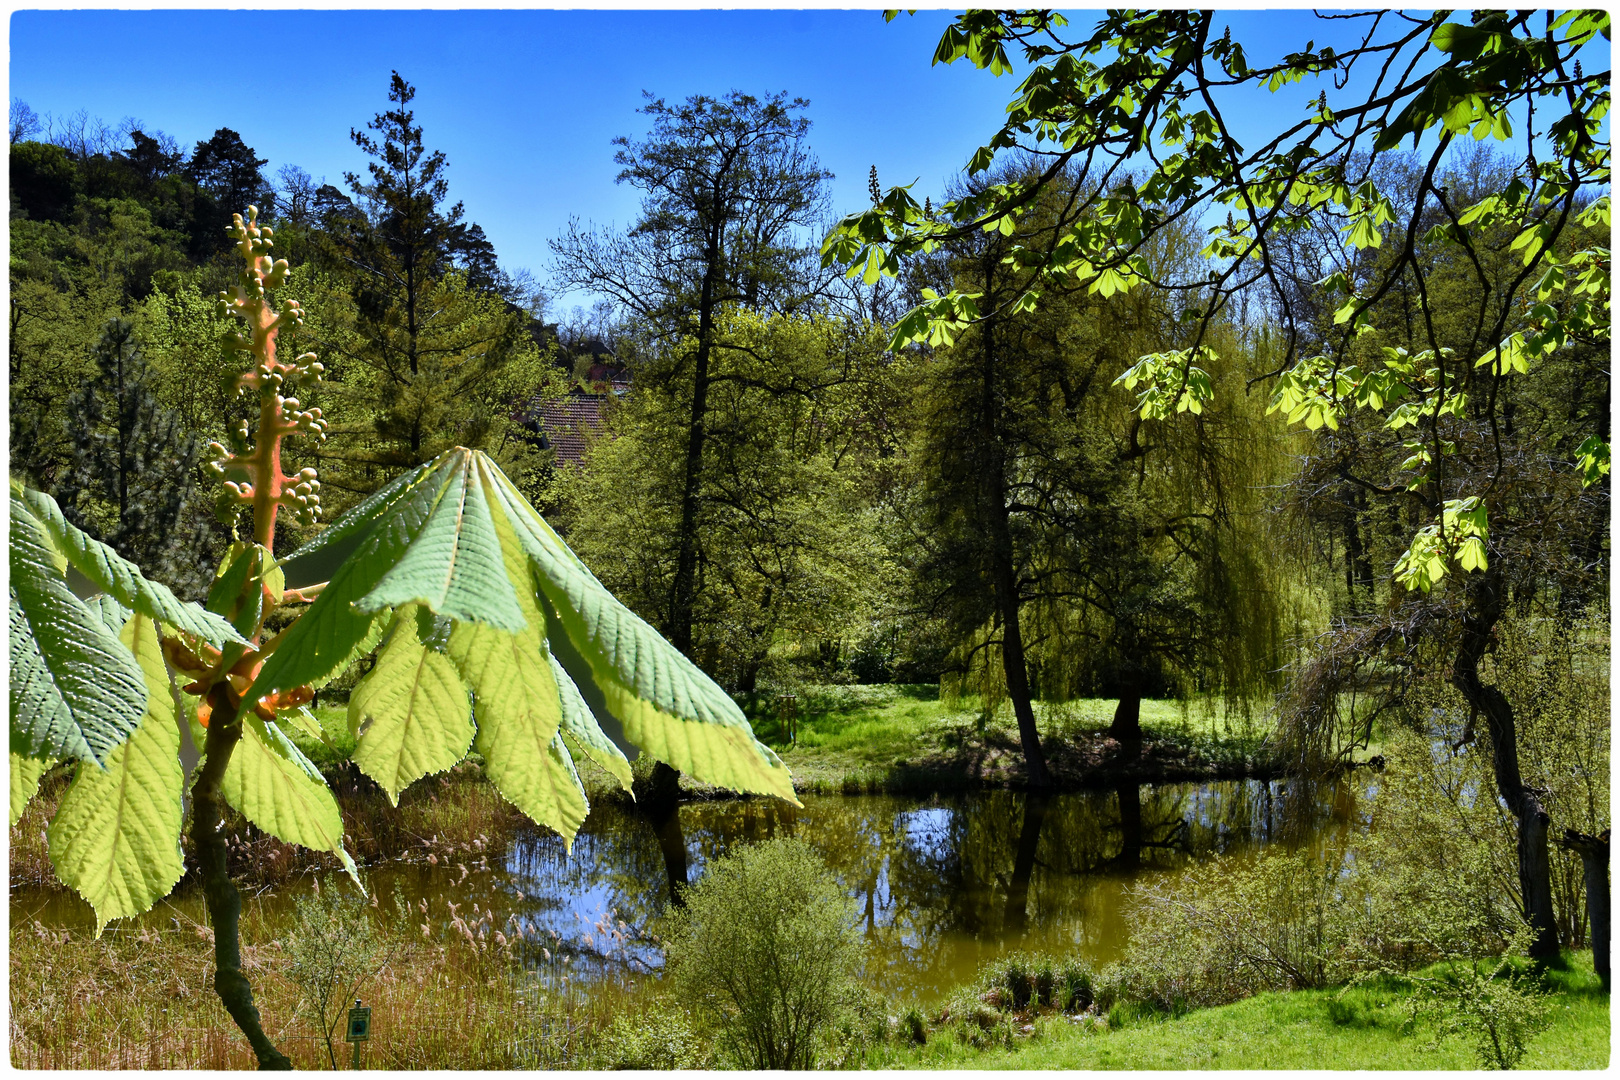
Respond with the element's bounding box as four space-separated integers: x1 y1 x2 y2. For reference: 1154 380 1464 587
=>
346 1005 372 1043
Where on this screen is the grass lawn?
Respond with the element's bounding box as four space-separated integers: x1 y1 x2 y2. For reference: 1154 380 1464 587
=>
743 683 1268 793
885 954 1608 1070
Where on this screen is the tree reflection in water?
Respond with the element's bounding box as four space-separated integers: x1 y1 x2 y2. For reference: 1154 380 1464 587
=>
492 778 1350 1002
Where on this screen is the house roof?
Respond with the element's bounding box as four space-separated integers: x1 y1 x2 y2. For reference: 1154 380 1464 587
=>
526 391 611 468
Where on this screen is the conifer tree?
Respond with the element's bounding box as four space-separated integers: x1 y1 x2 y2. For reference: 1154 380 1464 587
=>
54 317 217 598
317 72 546 501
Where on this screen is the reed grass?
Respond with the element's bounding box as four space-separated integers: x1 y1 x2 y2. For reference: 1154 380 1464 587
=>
9 877 640 1069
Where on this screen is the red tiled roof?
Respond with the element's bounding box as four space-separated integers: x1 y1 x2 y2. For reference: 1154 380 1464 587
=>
529 392 610 468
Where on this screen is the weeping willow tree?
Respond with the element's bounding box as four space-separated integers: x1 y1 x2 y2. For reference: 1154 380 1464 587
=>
904 160 1304 778
1020 317 1306 745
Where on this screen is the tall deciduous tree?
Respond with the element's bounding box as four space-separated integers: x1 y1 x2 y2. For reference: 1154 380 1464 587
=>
904 163 1292 783
551 90 832 656
557 309 898 693
829 8 1607 955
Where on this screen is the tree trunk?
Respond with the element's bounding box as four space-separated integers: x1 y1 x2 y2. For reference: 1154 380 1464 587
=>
979 313 1051 788
1450 569 1559 958
636 760 689 907
194 685 292 1070
666 234 721 656
996 577 1052 788
1003 791 1050 934
1559 829 1610 990
1109 677 1145 759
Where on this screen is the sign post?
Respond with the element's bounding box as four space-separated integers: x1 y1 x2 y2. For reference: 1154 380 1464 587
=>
345 998 372 1070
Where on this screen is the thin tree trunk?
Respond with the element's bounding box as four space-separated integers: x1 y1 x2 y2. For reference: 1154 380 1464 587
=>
995 572 1051 788
979 311 1051 788
193 685 292 1070
405 253 422 459
1559 829 1609 990
1450 569 1559 958
667 233 721 656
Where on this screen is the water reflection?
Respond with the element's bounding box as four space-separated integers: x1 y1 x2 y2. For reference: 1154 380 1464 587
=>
495 778 1346 1001
13 779 1355 1004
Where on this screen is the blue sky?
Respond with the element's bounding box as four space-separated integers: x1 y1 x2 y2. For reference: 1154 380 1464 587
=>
12 8 1560 314
12 8 1019 311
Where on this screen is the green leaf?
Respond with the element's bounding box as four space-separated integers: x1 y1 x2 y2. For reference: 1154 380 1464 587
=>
446 479 590 840
1431 21 1490 60
356 450 528 633
14 484 244 648
277 705 325 744
483 458 798 805
550 645 632 793
10 499 147 766
276 463 433 590
222 713 360 889
46 613 186 935
1575 435 1610 486
245 460 445 701
10 751 52 827
1346 215 1382 250
1089 266 1130 297
207 542 269 639
349 606 475 806
450 606 590 845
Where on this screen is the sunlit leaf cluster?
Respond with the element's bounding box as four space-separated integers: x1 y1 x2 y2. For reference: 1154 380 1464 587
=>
828 9 1609 593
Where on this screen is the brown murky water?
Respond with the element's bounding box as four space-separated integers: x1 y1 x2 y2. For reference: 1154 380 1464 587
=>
13 779 1357 1004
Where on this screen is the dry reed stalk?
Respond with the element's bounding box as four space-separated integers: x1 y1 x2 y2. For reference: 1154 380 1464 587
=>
10 881 644 1069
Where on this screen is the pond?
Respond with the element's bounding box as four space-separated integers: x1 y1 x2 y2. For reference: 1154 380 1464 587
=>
13 777 1361 1005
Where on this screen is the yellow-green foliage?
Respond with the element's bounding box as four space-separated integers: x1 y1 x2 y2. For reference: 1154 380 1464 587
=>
554 309 898 689
1350 727 1521 962
663 836 866 1069
1483 615 1611 946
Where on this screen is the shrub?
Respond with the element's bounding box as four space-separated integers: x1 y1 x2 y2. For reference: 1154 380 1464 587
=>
283 878 388 1070
662 837 865 1069
1115 846 1350 1011
1347 727 1522 969
1397 938 1552 1069
593 1001 711 1069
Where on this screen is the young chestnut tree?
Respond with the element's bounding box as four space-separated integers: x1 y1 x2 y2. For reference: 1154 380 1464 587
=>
10 207 796 1068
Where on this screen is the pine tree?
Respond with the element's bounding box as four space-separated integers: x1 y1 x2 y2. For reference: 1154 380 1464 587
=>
316 72 546 499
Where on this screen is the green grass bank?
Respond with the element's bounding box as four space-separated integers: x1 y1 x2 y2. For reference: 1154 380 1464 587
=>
737 683 1273 796
865 953 1608 1070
